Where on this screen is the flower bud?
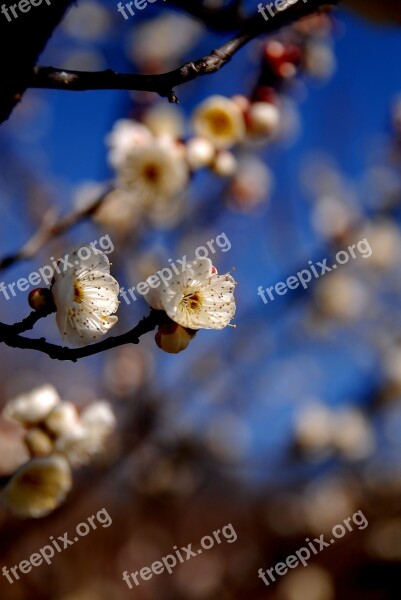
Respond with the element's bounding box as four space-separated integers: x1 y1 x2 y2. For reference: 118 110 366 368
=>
212 151 238 177
186 137 215 170
155 321 196 354
245 102 281 140
28 288 55 313
25 428 54 457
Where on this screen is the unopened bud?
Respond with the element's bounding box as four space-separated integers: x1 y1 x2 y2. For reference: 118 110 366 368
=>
28 288 55 313
245 102 281 140
25 428 53 457
155 321 196 354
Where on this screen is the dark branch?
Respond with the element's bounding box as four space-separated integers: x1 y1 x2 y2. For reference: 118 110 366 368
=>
0 311 164 362
0 0 74 124
29 1 337 101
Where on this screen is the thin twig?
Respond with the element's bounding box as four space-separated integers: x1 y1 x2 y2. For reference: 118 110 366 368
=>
29 1 337 102
0 185 113 273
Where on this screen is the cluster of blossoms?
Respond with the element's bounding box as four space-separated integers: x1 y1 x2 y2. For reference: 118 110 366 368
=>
1 385 116 518
28 245 236 352
294 403 375 461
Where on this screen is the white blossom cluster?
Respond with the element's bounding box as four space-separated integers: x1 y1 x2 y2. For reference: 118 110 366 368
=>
1 385 116 518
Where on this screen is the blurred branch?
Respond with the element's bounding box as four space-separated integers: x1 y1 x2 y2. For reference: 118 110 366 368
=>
0 311 163 362
29 1 337 102
0 185 113 273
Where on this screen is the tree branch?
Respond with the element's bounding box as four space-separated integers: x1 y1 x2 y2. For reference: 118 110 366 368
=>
0 0 74 124
0 185 113 273
0 310 164 362
29 1 337 101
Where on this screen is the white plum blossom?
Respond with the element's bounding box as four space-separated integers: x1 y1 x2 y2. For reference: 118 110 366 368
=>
1 455 72 518
3 384 61 425
51 246 119 346
145 258 236 330
192 95 245 149
106 119 153 168
117 137 189 209
55 401 116 467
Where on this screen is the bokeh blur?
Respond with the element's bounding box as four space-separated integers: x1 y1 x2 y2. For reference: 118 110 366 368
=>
1 1 401 598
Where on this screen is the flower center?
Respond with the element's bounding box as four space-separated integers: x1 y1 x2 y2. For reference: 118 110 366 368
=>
74 283 84 303
143 163 160 183
182 291 203 312
209 110 232 135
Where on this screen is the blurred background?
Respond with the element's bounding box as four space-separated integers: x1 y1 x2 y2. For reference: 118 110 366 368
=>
1 1 401 598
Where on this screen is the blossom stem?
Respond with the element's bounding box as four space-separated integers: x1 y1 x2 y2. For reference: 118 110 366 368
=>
0 311 164 362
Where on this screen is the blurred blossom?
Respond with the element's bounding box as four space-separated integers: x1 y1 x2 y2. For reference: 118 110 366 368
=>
301 156 348 198
367 518 401 561
186 137 216 171
107 119 153 169
61 1 111 40
55 401 116 467
382 344 401 388
311 195 360 240
277 565 334 600
45 402 79 437
294 402 333 458
303 478 357 534
212 150 238 177
3 383 116 509
93 188 141 235
315 273 370 321
127 13 203 70
24 428 54 457
304 42 336 79
0 422 28 473
3 384 61 425
1 455 72 518
115 136 189 217
192 96 245 150
244 101 281 143
143 103 185 139
355 220 401 270
228 155 273 210
333 408 375 460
